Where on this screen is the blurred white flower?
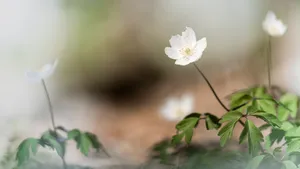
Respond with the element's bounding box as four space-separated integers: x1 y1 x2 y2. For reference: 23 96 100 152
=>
263 11 287 37
165 27 207 66
160 93 194 121
26 59 58 82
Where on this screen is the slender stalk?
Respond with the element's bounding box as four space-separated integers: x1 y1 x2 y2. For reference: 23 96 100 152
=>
41 79 68 169
193 63 229 112
62 158 67 169
267 36 272 89
42 79 56 131
193 64 245 128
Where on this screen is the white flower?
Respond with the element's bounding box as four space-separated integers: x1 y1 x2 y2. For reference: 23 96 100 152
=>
26 59 58 82
160 94 194 121
165 27 207 66
263 11 287 37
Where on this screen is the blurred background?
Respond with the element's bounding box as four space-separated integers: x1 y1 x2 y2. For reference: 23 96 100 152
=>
0 0 299 168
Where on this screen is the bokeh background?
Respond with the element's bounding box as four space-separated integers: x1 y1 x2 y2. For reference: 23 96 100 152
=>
0 0 299 168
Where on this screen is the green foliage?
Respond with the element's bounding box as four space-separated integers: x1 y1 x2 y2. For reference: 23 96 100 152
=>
40 130 65 158
151 140 173 164
172 116 200 145
67 129 102 156
15 138 39 166
15 128 102 167
218 111 242 146
278 93 299 121
245 155 265 169
244 120 264 156
204 113 221 130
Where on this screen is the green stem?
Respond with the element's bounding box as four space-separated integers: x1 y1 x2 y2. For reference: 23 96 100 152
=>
41 79 68 169
41 79 56 131
267 37 272 89
193 63 229 112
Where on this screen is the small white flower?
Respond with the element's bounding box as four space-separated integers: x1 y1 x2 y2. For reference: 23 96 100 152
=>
26 59 58 82
263 11 287 37
160 93 194 121
165 27 207 66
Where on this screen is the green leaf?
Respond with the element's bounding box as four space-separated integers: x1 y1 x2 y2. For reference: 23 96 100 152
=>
171 133 184 145
40 130 65 158
172 117 200 145
218 119 239 147
259 123 271 131
68 129 81 140
250 111 282 127
219 111 243 123
286 127 300 138
278 93 298 121
265 128 285 148
79 133 92 156
246 120 264 156
255 98 276 115
245 155 265 169
16 138 39 166
85 132 102 151
282 160 298 169
229 91 252 111
204 113 221 130
287 139 300 153
281 122 294 131
152 140 172 164
239 123 248 144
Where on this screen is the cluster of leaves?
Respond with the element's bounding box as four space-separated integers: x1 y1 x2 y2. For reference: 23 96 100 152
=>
171 113 221 146
15 128 102 167
162 86 300 169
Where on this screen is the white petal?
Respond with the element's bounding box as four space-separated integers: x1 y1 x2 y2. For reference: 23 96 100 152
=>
180 94 194 114
195 37 207 52
25 71 42 82
262 11 287 37
40 59 59 79
160 98 180 121
188 38 207 63
265 11 276 22
182 27 197 47
165 47 181 60
175 57 190 66
169 35 184 49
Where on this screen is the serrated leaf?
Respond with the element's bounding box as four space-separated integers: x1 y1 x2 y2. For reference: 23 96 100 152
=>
176 117 200 130
218 119 239 147
16 138 39 166
204 113 221 130
220 111 243 123
171 133 184 145
79 133 92 156
245 155 265 169
239 124 248 144
185 129 193 143
173 117 200 145
68 129 80 140
40 130 65 158
287 139 300 153
286 127 300 138
246 120 264 156
282 160 298 169
250 111 282 127
85 132 102 151
278 93 298 121
265 128 285 148
255 98 276 115
259 123 271 131
229 91 252 112
281 122 294 131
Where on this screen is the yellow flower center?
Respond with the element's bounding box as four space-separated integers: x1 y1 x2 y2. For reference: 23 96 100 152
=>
181 48 193 56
